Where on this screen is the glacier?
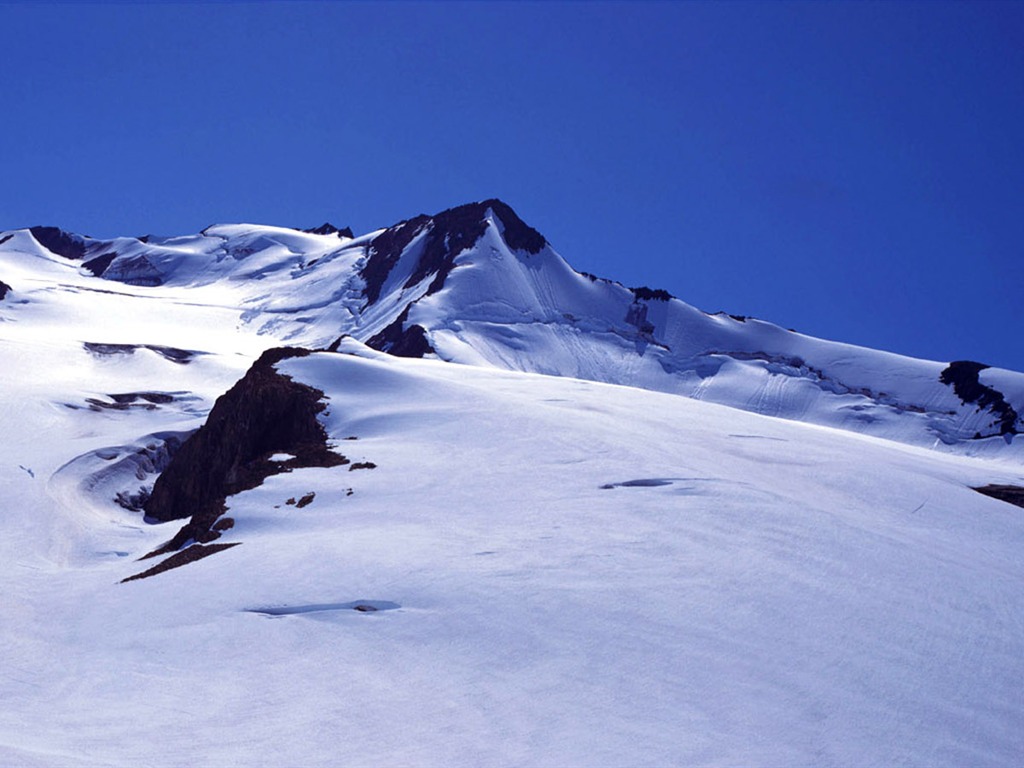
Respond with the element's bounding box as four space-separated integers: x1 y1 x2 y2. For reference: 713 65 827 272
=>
1 200 1023 766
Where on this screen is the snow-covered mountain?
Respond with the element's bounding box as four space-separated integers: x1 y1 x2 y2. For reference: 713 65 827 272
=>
2 201 1023 766
3 200 1021 460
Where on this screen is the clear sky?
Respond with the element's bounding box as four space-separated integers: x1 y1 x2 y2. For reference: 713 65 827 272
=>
2 1 1022 371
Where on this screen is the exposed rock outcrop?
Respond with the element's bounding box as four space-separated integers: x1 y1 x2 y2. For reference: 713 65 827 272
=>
940 361 1019 437
366 306 435 358
0 279 11 301
82 252 119 277
143 347 348 551
973 484 1024 509
304 222 354 238
28 226 91 260
122 543 241 583
631 286 674 302
361 214 431 305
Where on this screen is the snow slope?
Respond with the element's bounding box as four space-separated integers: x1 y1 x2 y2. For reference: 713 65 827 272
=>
1 340 1023 766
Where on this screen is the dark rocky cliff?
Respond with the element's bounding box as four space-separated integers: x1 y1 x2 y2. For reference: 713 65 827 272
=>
366 306 435 358
28 226 91 260
940 360 1020 437
143 346 347 550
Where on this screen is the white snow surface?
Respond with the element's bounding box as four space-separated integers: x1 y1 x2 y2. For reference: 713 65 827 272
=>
3 333 1024 765
2 209 1024 765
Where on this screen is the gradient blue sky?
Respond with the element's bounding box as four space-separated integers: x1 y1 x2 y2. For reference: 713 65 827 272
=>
2 1 1022 371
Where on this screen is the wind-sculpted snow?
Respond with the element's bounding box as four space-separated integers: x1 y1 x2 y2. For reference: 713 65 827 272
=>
51 430 194 513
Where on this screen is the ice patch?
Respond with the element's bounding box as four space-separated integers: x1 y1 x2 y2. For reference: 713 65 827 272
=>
600 478 680 489
247 600 401 617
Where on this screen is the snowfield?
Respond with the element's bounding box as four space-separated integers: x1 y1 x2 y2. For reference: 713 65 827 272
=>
1 204 1023 766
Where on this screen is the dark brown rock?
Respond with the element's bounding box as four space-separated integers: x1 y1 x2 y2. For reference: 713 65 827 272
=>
631 286 674 302
28 226 91 260
82 252 118 277
142 347 348 551
361 215 431 305
303 223 354 238
122 542 242 583
973 484 1024 509
366 306 434 358
940 361 1019 437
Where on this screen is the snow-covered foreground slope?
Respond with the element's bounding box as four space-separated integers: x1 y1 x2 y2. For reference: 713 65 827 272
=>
3 201 1022 460
2 340 1024 767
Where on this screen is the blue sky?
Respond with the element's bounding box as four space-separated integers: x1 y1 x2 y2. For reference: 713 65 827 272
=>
2 1 1022 371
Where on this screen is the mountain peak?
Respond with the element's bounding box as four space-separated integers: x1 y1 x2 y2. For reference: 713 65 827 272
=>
303 222 354 238
476 198 547 254
360 199 548 306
